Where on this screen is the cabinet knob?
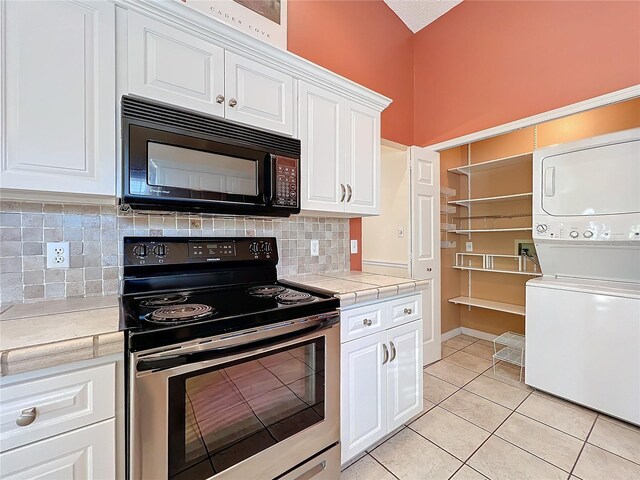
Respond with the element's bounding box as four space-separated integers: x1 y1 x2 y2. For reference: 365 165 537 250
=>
16 407 37 427
363 318 372 326
404 308 412 315
228 98 238 107
216 94 225 104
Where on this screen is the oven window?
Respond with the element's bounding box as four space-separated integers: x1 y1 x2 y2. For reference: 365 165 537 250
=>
148 142 258 196
167 339 325 479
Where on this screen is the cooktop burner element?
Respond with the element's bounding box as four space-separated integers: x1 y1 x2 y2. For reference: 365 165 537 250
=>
247 285 287 297
140 294 188 307
146 304 215 323
276 291 313 305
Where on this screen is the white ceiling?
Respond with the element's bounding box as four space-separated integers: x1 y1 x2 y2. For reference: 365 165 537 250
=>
383 0 463 33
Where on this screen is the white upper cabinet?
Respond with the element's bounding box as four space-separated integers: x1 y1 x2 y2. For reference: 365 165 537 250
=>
127 12 225 117
0 0 116 198
299 83 382 216
225 52 294 136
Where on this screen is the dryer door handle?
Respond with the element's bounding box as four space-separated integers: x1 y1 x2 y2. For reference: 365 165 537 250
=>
544 166 556 197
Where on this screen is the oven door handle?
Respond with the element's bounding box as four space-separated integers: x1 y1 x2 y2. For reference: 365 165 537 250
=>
136 314 338 373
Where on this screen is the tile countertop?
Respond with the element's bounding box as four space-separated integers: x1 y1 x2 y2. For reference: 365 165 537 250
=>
282 271 430 306
0 295 122 377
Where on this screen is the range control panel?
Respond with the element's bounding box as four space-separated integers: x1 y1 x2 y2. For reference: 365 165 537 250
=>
273 156 299 208
124 237 278 266
534 221 640 241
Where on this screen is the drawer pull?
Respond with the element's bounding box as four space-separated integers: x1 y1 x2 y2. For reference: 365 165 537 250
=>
363 318 372 326
390 341 397 362
16 407 37 427
382 343 389 365
404 308 413 315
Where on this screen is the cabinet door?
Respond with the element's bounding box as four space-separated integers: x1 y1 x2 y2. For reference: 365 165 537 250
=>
386 320 423 431
0 419 115 479
344 102 380 215
340 332 387 465
298 82 345 213
225 52 294 135
1 0 116 196
127 12 225 117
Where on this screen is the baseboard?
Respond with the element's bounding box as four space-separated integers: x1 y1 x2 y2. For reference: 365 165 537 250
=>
461 327 498 341
441 328 462 341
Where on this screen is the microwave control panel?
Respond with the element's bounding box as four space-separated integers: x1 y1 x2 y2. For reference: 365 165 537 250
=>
274 156 299 208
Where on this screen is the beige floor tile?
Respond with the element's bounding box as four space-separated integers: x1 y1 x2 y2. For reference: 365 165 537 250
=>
573 443 640 480
406 399 436 425
588 416 640 464
458 334 479 342
464 375 530 410
425 360 479 387
475 339 495 347
468 436 567 480
450 465 488 480
516 394 596 440
340 454 395 480
410 406 490 461
532 390 600 416
461 342 495 360
482 363 532 391
442 345 457 358
424 372 459 404
371 428 462 479
496 413 584 471
440 389 511 432
443 336 475 350
445 351 493 374
598 413 640 433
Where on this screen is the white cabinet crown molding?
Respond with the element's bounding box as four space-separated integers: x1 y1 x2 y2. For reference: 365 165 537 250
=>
116 0 392 112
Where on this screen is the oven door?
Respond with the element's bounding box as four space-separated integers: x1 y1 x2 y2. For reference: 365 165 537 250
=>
129 313 340 480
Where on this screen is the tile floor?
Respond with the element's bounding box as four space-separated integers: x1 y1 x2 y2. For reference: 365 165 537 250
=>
341 334 640 480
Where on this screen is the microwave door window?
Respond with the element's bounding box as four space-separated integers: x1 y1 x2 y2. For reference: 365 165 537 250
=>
148 143 258 197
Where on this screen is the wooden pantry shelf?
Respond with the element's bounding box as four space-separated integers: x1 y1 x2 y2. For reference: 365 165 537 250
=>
448 152 533 176
448 193 532 207
448 296 526 316
453 266 542 276
453 227 533 234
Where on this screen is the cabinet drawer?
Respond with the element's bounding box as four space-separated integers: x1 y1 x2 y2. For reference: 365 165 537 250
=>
387 294 422 327
0 363 115 452
0 418 115 479
340 302 385 342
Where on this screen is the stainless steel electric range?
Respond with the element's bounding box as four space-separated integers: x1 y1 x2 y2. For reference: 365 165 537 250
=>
120 237 340 480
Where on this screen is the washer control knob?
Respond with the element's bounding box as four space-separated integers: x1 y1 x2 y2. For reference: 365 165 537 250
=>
536 224 548 233
153 244 167 257
569 231 579 238
132 244 148 257
583 230 594 238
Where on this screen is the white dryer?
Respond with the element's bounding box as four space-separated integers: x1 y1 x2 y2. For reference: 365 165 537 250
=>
526 127 640 425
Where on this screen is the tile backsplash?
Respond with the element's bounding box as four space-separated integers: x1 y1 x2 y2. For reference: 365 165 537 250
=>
0 202 350 305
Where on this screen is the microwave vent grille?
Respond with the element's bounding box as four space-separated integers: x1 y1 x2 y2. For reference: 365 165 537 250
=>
121 95 300 157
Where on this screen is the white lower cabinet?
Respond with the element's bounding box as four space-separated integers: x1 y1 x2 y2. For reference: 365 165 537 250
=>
0 419 115 480
340 295 423 465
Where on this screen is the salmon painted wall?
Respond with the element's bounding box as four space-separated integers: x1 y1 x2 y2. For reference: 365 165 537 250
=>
413 1 640 146
288 0 414 269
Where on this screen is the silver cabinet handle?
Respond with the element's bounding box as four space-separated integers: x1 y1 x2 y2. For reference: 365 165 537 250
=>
390 341 397 362
16 407 37 427
346 184 353 202
426 268 432 272
228 98 237 107
404 308 412 315
340 184 346 202
215 94 225 104
382 343 389 365
363 318 372 327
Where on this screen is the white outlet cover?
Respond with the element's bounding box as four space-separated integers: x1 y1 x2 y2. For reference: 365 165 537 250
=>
397 227 405 238
465 241 473 252
350 240 358 254
47 242 70 268
310 239 319 256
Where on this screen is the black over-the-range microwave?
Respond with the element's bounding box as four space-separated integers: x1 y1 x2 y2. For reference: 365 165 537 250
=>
120 95 301 217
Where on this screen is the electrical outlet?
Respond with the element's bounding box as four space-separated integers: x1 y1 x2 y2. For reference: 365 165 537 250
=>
465 241 473 252
310 239 319 257
350 240 358 254
46 242 70 268
397 227 405 238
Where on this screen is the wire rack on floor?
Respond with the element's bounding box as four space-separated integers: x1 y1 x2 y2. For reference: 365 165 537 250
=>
493 331 525 382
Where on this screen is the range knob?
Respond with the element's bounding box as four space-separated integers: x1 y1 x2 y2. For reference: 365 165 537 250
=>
536 224 548 233
132 244 148 257
153 244 167 257
264 243 272 253
569 231 579 238
249 243 259 255
583 230 594 238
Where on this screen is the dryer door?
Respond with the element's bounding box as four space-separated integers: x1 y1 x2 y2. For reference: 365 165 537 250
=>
541 138 640 216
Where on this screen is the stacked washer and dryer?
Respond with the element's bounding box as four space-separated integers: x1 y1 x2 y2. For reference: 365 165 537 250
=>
526 127 640 426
